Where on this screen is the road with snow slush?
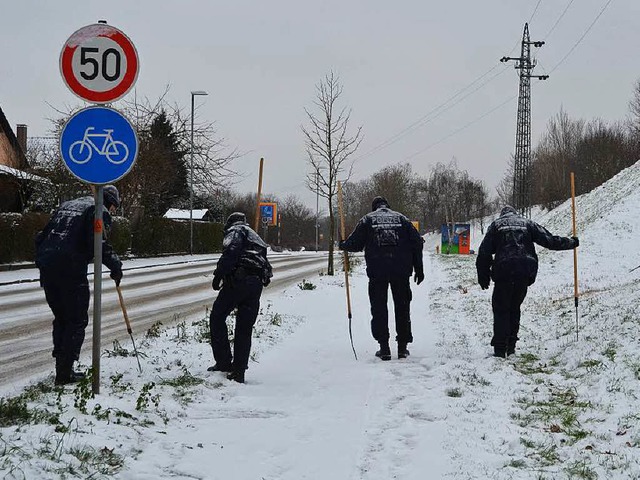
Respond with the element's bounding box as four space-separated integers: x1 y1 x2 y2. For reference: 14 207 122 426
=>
0 252 327 387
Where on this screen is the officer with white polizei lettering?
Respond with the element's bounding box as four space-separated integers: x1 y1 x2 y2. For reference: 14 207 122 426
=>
208 212 273 383
339 196 424 361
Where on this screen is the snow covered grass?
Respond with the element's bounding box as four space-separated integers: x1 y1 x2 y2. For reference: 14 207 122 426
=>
426 250 640 479
1 245 639 478
1 161 640 479
0 295 306 479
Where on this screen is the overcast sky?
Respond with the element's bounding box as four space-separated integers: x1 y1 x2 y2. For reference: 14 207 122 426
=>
1 0 636 209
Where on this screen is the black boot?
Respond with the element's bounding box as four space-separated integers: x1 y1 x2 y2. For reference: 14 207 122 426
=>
375 342 391 361
227 370 245 383
398 343 410 359
54 357 85 386
207 363 232 372
493 348 507 359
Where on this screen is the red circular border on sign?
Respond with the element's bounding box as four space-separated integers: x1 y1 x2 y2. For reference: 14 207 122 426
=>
61 27 138 103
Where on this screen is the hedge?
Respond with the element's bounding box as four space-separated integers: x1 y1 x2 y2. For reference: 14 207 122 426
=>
0 213 208 264
0 212 50 264
130 218 223 256
109 216 131 256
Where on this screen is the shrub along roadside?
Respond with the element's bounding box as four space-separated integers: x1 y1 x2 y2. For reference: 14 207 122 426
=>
0 212 49 264
130 218 224 256
0 213 223 263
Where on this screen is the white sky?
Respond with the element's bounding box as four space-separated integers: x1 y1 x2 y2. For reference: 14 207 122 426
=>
1 0 637 208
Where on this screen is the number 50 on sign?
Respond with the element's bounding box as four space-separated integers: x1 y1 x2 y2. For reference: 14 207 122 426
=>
60 23 139 104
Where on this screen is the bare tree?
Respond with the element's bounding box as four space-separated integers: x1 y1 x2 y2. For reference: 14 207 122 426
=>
26 129 89 211
341 164 420 232
30 88 240 218
118 89 240 216
496 155 515 207
278 194 316 250
421 160 490 234
626 79 640 162
530 109 585 209
530 108 635 209
574 119 633 194
629 79 640 139
302 72 363 275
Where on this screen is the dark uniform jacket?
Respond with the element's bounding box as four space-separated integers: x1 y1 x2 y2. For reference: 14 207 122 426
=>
35 196 122 277
341 206 424 279
214 221 273 284
476 206 576 286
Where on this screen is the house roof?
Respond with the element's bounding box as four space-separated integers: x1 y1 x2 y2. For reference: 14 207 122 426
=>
0 164 49 183
0 106 28 169
164 208 210 220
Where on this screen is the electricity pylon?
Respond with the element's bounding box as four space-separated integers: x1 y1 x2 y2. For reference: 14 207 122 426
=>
500 23 549 217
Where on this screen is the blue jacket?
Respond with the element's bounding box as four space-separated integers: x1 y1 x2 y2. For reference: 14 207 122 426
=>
340 206 423 279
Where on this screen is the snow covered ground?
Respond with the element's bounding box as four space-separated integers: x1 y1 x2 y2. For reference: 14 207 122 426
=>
1 162 640 479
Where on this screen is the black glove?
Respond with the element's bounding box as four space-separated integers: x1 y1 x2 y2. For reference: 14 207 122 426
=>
338 240 345 250
212 275 222 291
262 277 271 287
110 269 123 287
414 270 424 285
479 280 490 290
572 236 579 248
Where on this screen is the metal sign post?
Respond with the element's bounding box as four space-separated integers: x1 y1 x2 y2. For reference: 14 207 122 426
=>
92 186 103 394
262 216 269 243
59 21 139 394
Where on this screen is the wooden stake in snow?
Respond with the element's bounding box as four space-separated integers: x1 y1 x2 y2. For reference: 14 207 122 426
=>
116 284 143 373
337 181 357 360
570 172 579 341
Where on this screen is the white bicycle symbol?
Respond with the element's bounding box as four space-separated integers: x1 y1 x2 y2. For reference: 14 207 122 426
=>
69 127 129 165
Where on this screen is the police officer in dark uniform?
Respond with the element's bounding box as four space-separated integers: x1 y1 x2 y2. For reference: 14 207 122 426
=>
208 212 273 383
35 185 123 385
340 196 424 360
476 206 579 357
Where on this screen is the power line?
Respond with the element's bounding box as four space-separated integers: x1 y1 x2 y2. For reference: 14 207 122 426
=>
528 0 544 23
353 65 510 161
403 95 517 161
542 0 576 40
550 0 614 73
355 66 499 157
353 0 546 164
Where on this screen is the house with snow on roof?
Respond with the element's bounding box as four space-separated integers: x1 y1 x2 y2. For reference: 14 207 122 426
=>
0 107 30 212
163 208 215 222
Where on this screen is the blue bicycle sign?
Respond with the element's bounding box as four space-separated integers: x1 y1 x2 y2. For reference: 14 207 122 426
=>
69 127 129 165
60 106 138 184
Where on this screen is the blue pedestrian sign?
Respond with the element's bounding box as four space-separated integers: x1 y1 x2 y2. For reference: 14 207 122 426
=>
60 106 138 184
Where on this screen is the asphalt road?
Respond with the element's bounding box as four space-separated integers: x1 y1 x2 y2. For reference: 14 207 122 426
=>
0 252 328 388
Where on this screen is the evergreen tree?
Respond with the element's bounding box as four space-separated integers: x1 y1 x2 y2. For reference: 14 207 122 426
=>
129 111 189 217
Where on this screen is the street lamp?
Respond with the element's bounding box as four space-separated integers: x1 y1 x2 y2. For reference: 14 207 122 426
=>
190 90 208 254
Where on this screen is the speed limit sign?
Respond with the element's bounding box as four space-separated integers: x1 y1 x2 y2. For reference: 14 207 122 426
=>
60 23 139 104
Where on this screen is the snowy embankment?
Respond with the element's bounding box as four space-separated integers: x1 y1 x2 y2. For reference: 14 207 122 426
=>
1 162 640 479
